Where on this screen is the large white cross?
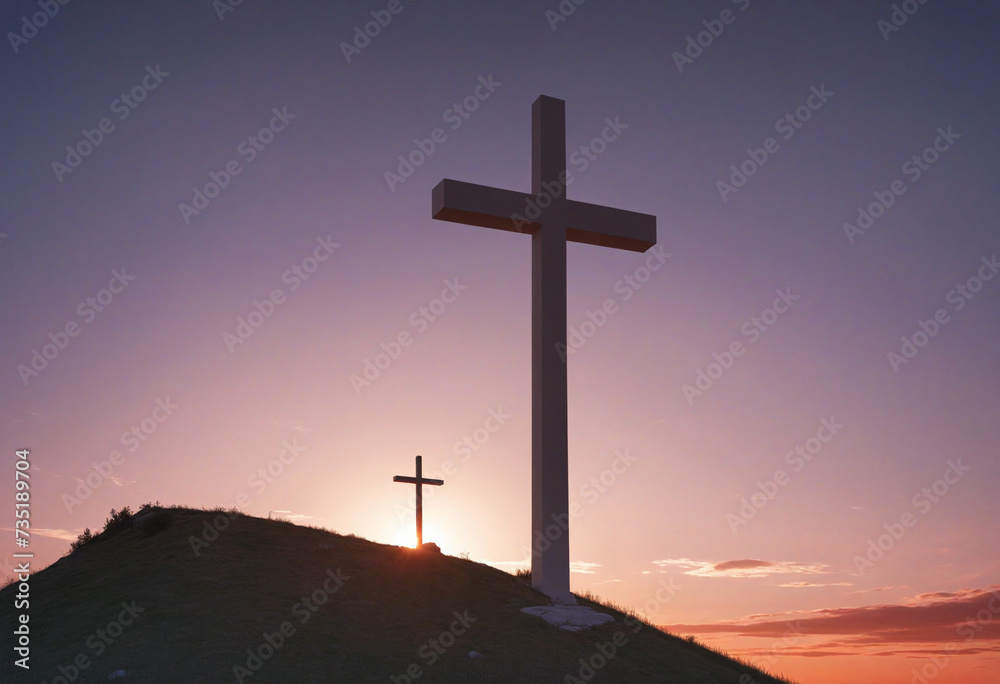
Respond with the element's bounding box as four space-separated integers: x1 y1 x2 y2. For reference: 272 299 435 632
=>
431 95 656 603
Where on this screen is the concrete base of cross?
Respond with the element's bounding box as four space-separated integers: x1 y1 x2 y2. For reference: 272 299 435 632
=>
520 605 614 632
548 591 577 606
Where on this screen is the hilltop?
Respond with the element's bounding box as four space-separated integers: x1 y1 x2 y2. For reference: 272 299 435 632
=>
2 505 798 683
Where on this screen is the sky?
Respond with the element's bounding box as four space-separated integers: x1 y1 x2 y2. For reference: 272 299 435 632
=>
2 1 999 682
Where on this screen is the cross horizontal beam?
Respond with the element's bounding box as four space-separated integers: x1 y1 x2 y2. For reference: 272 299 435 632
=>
393 475 444 486
432 179 656 253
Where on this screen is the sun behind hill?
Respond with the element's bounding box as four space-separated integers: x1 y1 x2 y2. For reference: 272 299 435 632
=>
390 524 448 551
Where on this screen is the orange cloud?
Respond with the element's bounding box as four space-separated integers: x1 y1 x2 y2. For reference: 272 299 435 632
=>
663 585 1000 657
653 558 829 578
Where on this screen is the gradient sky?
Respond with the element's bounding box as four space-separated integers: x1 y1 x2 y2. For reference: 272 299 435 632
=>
2 2 999 682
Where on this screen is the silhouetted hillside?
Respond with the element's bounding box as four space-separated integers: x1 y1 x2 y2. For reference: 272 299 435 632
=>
1 506 797 683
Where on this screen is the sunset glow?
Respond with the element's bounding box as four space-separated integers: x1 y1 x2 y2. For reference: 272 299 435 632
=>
3 2 999 682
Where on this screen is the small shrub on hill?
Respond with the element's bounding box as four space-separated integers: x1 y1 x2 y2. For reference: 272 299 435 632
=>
70 502 171 551
69 527 93 552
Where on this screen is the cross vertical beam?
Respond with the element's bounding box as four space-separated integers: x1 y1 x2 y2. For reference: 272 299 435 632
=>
393 455 444 547
531 96 571 601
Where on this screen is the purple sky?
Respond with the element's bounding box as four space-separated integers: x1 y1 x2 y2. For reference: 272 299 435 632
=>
2 2 998 681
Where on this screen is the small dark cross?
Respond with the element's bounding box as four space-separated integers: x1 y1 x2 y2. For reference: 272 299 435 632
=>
393 455 444 547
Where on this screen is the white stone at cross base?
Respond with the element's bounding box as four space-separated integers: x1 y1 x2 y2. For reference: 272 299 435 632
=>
520 605 616 632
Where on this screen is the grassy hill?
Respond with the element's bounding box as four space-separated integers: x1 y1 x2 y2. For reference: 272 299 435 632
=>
2 506 799 683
